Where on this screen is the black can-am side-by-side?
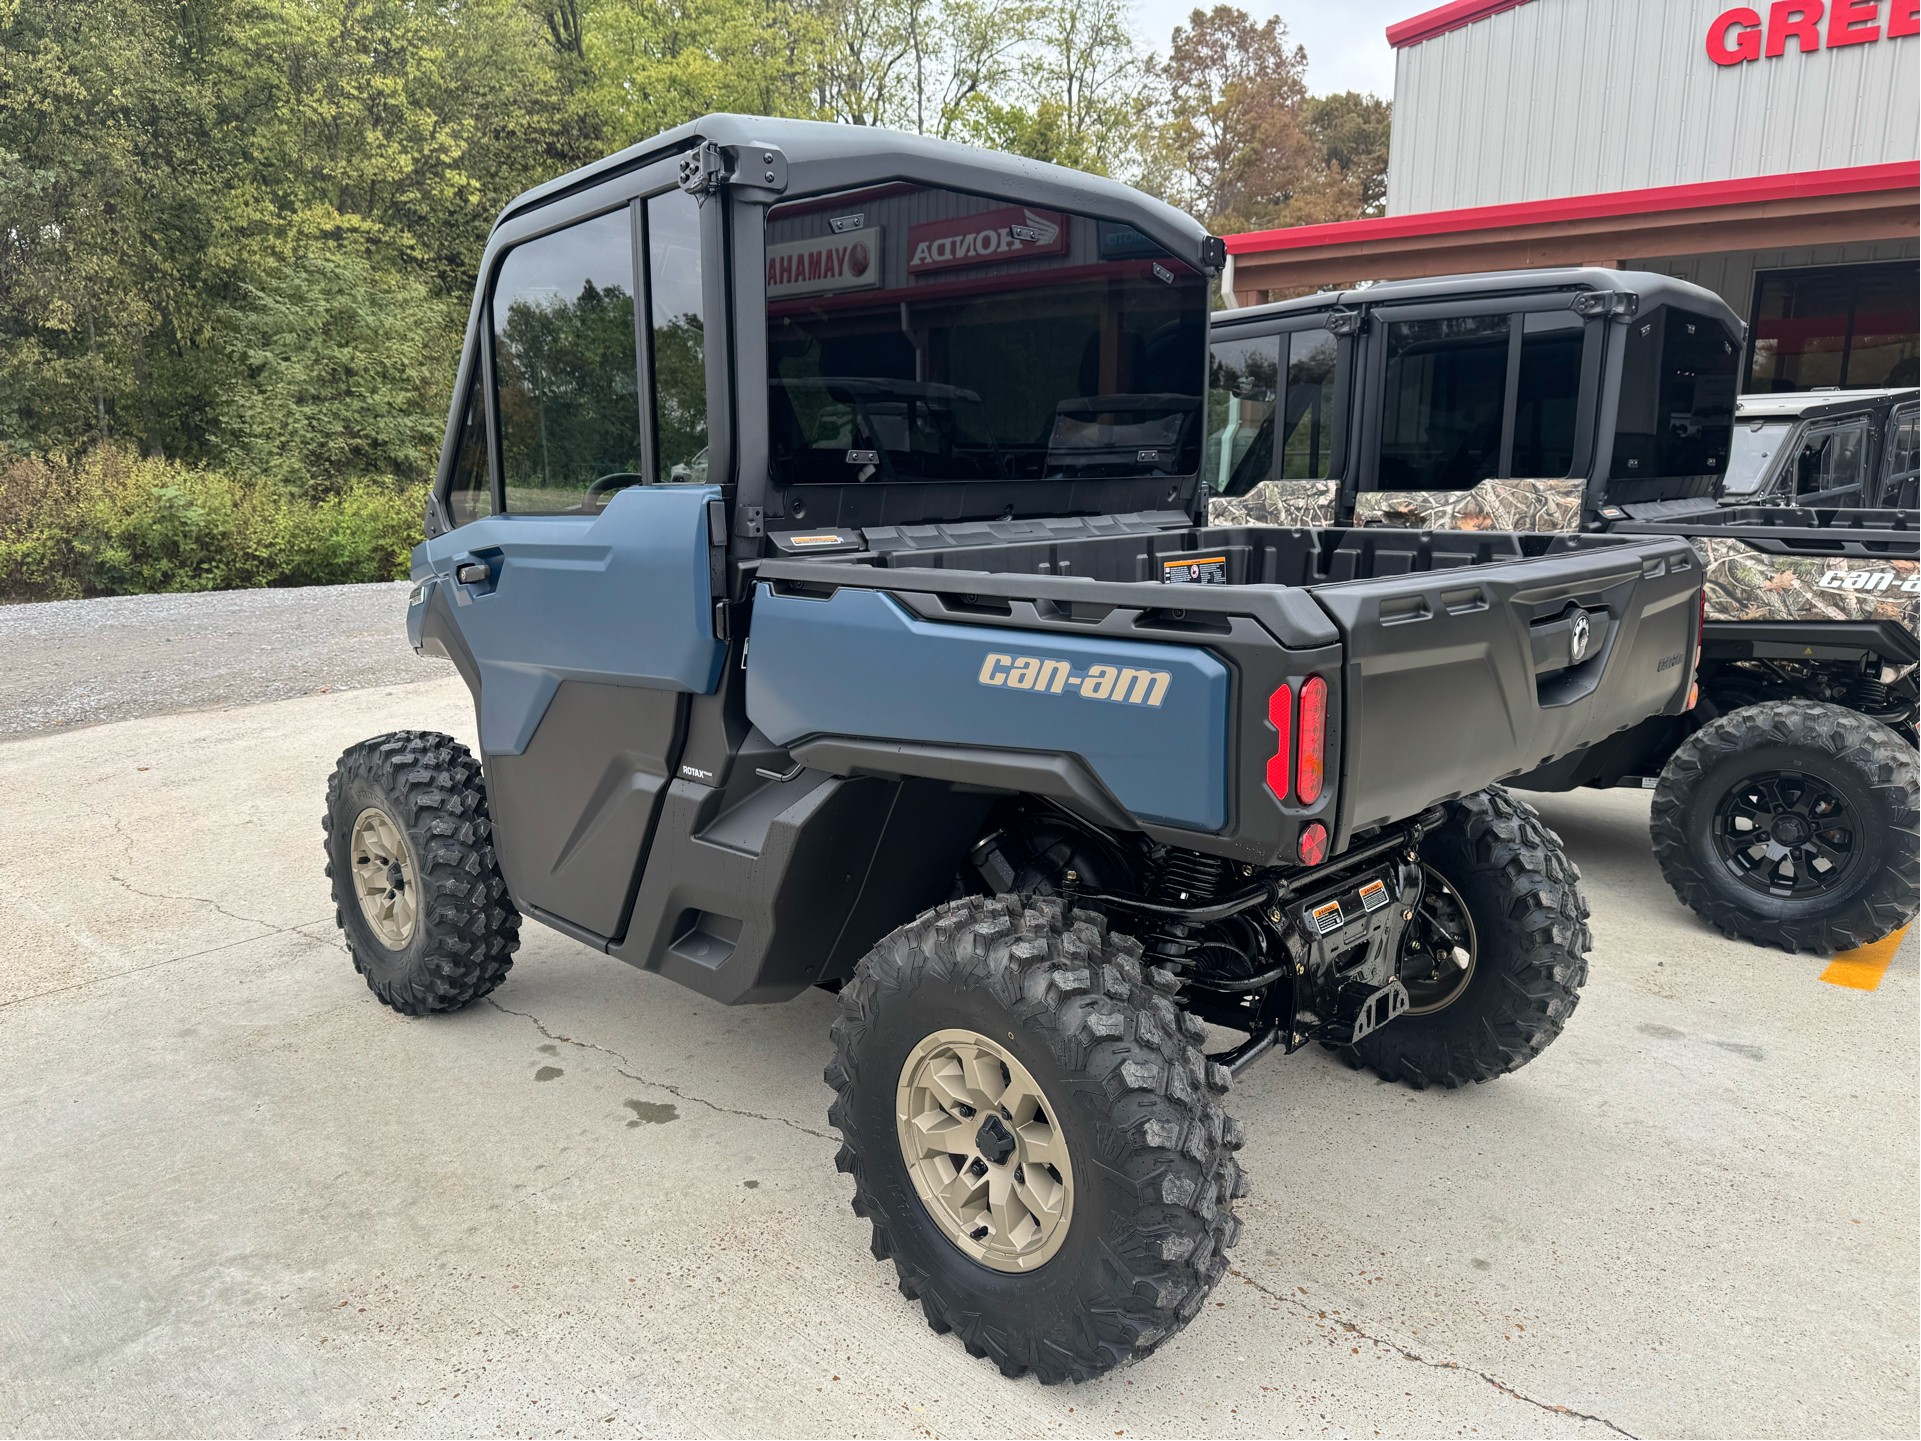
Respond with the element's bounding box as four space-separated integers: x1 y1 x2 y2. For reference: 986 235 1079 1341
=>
323 117 1703 1383
1208 271 1919 955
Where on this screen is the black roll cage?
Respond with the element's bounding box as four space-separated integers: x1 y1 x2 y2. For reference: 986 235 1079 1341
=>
1208 268 1750 528
426 115 1223 595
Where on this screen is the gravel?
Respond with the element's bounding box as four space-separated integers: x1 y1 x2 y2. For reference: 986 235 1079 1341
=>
0 583 453 739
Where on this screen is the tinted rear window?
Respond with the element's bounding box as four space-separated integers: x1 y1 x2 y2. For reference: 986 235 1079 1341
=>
1378 315 1508 490
765 187 1206 485
1611 307 1737 482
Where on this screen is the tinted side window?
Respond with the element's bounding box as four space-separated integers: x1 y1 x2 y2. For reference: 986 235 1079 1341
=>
1512 325 1582 477
493 209 642 513
1279 330 1337 479
1207 335 1278 494
1794 420 1868 498
446 378 493 526
1379 315 1508 490
1884 403 1919 507
647 190 708 483
1611 307 1736 481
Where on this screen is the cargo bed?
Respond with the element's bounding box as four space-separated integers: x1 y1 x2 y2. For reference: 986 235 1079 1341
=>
754 521 1701 856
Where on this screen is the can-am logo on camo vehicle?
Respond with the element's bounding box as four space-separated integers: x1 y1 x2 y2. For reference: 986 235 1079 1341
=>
978 652 1170 706
1818 569 1921 594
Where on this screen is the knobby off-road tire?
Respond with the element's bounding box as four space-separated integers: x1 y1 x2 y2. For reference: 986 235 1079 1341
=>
323 730 520 1014
1651 699 1919 953
825 894 1247 1383
1349 788 1591 1089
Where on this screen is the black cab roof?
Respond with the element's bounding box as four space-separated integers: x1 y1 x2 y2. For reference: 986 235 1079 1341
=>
495 113 1217 273
1212 266 1746 342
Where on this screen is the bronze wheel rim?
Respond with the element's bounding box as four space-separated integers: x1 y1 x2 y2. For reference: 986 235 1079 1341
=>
350 806 417 949
895 1029 1074 1272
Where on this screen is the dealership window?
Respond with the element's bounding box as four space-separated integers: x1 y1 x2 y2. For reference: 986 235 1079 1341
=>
1205 330 1336 494
1207 336 1278 492
1610 306 1737 482
492 208 644 513
1379 315 1509 490
1279 331 1337 480
764 186 1206 484
1746 262 1920 393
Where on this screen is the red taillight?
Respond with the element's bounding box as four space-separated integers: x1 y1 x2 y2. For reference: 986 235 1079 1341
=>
1297 675 1327 805
1265 682 1292 801
1688 588 1706 709
1299 821 1328 865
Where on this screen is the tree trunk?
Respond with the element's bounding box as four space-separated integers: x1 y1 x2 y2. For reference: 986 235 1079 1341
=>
130 327 165 460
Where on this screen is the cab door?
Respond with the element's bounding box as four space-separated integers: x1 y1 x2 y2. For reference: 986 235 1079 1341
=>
417 179 723 941
1788 417 1870 507
1875 401 1918 509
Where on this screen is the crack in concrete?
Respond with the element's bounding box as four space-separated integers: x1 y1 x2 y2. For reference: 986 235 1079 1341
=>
1229 1268 1638 1438
84 801 282 930
0 915 337 1011
104 871 281 930
484 999 836 1142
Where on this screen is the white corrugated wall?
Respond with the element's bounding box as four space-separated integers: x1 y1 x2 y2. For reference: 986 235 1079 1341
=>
1386 0 1921 215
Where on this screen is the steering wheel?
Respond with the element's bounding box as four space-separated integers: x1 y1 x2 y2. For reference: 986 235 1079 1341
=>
585 472 645 499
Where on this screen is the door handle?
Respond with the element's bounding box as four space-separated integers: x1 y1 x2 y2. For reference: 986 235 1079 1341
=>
457 562 491 585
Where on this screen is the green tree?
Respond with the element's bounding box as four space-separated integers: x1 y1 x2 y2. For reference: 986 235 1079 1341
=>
582 0 827 144
219 244 459 496
1152 5 1313 231
1304 90 1392 217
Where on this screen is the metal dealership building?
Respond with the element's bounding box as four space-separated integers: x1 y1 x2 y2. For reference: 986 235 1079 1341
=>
1223 0 1919 392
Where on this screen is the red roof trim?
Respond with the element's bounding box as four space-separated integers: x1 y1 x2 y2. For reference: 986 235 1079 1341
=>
1224 162 1921 256
1386 0 1538 48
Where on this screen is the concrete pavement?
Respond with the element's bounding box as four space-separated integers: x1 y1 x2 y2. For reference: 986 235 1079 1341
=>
2 678 1915 1438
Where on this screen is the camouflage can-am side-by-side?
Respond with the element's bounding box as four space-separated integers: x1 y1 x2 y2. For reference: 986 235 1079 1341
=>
320 121 1709 1384
1208 269 1919 954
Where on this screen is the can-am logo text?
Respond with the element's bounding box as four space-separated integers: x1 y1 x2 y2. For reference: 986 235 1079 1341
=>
978 652 1170 706
1817 569 1921 594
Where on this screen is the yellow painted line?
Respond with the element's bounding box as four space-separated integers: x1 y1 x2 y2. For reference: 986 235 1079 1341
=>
1819 925 1910 991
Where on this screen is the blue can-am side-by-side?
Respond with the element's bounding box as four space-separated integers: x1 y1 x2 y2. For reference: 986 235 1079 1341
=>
329 116 1706 1384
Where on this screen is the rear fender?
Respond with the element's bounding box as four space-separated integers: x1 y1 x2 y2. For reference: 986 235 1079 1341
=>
745 582 1232 832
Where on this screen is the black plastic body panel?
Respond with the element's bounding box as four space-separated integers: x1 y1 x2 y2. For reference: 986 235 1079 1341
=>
607 774 991 1003
789 738 1138 832
1702 618 1919 667
1307 536 1700 847
1509 710 1684 791
485 681 687 939
1610 506 1916 557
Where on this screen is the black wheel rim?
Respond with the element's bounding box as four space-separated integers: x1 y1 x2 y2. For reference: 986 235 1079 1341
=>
1712 769 1860 899
1399 865 1477 1016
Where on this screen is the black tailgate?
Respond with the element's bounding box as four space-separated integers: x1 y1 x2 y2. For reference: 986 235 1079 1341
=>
1310 537 1701 847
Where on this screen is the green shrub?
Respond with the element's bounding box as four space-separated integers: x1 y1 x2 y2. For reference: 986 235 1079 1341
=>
0 446 424 602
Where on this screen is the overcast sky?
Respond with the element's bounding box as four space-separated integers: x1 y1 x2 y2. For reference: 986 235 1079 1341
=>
1127 0 1411 97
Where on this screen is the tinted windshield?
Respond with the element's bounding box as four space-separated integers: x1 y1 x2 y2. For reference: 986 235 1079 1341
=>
1719 419 1793 498
765 187 1206 483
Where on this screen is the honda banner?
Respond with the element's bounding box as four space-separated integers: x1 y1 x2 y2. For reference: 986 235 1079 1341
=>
906 206 1069 275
